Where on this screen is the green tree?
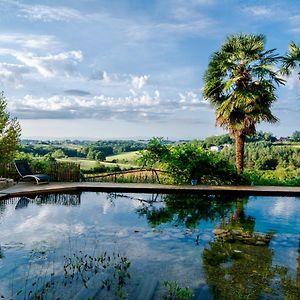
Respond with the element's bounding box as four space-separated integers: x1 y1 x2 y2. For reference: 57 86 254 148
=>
203 34 284 173
139 140 243 184
291 130 300 142
281 41 300 80
52 149 65 158
0 92 21 163
138 137 169 168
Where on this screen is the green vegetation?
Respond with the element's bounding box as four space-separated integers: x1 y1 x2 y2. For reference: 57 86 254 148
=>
291 131 300 142
281 41 300 79
2 250 131 300
18 140 146 174
20 139 146 162
163 281 193 300
139 138 244 185
220 140 300 185
106 151 140 164
11 131 299 186
203 33 284 173
0 92 21 163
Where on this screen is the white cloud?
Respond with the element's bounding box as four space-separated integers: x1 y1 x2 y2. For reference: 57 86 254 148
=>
284 72 299 90
156 19 214 35
9 90 161 120
243 5 274 17
131 75 149 89
22 95 72 111
178 90 209 108
0 33 60 50
3 0 84 22
289 15 300 32
94 90 160 107
20 5 82 22
127 17 216 42
101 71 111 83
0 49 82 78
0 62 29 87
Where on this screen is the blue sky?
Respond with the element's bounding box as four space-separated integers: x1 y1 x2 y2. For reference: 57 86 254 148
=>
0 0 299 140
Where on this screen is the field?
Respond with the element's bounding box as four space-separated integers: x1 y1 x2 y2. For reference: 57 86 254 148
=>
105 151 140 163
58 151 140 171
58 158 98 170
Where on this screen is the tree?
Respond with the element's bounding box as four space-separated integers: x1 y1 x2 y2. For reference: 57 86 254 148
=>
0 92 21 163
281 41 300 80
203 34 284 173
291 130 300 142
52 149 65 158
139 140 243 184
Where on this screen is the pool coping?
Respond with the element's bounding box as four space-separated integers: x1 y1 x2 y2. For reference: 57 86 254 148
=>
0 182 300 199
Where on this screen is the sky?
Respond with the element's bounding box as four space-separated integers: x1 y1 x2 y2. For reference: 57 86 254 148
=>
0 0 299 140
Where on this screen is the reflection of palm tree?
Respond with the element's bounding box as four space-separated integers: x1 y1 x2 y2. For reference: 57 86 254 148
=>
203 240 277 299
228 198 255 232
202 198 282 298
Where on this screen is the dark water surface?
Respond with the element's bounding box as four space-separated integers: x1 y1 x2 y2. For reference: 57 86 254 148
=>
0 192 300 299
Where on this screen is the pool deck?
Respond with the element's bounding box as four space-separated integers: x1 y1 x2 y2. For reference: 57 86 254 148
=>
0 182 300 199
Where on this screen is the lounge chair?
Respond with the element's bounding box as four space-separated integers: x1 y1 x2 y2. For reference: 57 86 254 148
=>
14 160 49 184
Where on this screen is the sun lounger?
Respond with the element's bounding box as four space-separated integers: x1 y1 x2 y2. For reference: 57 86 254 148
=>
14 160 49 184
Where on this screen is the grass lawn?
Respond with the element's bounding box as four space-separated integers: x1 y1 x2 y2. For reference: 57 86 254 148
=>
105 151 140 163
58 157 98 170
58 155 139 170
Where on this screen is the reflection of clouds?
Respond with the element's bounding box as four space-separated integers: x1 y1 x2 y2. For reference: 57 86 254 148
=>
2 204 88 244
15 207 51 231
247 196 300 235
269 197 300 219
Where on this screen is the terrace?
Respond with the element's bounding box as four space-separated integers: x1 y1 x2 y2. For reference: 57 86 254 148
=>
1 181 300 200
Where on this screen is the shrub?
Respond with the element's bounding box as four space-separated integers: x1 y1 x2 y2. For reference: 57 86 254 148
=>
140 138 246 185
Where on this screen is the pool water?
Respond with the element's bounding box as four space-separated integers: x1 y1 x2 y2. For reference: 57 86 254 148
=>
0 192 300 299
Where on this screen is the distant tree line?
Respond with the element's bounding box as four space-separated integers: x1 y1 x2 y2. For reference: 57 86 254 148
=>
221 141 300 171
201 131 299 149
19 140 147 161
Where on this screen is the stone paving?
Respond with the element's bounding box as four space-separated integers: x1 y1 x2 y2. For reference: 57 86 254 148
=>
0 181 300 199
0 178 14 190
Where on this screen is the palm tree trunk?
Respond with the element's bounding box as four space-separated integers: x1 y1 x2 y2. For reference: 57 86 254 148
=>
235 132 245 174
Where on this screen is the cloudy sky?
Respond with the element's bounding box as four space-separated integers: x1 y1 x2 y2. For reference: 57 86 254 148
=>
0 0 299 140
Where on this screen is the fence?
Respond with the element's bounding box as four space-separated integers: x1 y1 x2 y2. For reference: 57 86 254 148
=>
84 168 170 184
0 161 81 182
1 162 169 184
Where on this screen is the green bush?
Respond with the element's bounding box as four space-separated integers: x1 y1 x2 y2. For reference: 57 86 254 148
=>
244 168 300 186
140 138 246 185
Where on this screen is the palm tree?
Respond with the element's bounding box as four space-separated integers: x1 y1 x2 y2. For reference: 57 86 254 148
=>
281 41 300 79
203 34 284 173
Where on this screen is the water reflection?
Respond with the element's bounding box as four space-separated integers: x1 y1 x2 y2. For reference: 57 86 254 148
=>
0 192 300 299
136 193 237 229
203 240 277 299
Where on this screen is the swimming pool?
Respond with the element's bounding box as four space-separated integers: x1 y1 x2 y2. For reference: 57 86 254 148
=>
0 192 300 299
